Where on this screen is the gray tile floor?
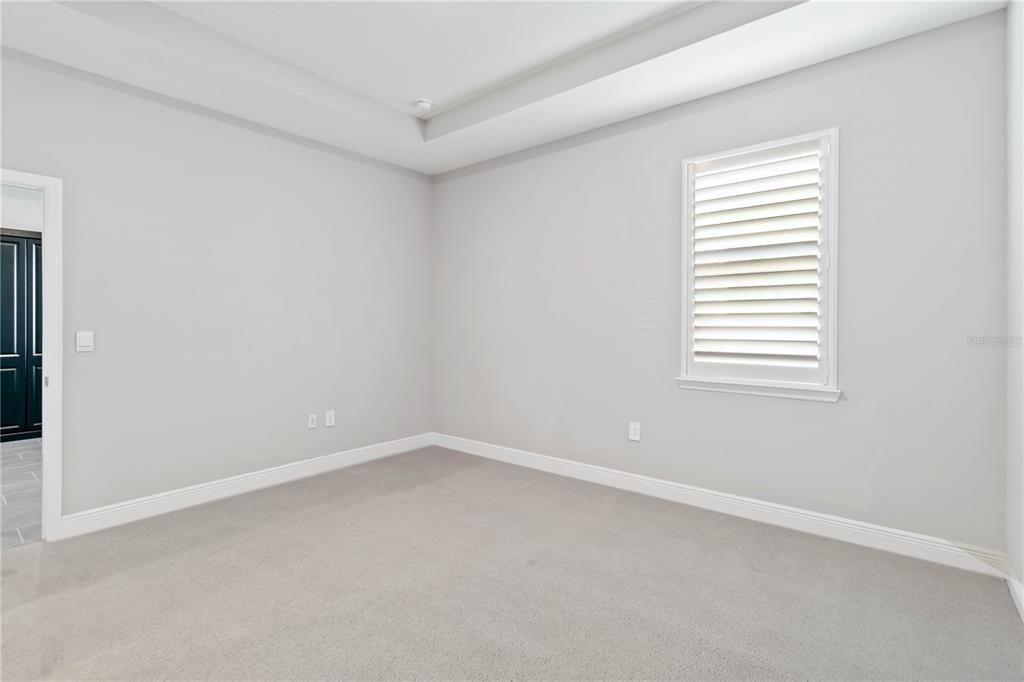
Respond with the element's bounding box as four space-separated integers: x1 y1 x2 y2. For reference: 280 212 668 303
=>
1 438 41 548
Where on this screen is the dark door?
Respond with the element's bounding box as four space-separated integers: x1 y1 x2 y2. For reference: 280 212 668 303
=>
1 233 42 442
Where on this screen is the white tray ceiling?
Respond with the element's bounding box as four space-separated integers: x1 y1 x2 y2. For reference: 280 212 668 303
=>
1 1 1004 175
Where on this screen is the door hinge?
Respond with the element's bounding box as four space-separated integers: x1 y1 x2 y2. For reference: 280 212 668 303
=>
44 376 49 387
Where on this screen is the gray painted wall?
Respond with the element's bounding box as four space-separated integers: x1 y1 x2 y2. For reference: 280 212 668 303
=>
1007 2 1023 576
0 13 1010 551
2 58 434 514
434 13 1008 549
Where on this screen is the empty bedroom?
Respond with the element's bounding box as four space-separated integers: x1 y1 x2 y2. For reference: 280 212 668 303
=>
1 0 1023 679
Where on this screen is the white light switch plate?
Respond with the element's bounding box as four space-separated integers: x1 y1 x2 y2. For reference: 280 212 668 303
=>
307 413 318 429
75 331 95 352
628 421 641 442
325 410 336 427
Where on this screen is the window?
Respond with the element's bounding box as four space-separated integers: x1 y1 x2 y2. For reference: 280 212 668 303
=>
677 129 840 402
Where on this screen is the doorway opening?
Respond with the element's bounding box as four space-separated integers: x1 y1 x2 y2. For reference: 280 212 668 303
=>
1 171 62 549
1 227 42 546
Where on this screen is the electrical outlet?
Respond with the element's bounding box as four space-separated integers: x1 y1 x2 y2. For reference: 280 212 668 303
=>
307 413 318 429
628 421 641 442
325 409 336 427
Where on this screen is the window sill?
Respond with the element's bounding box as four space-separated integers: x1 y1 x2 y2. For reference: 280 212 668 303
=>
675 377 841 403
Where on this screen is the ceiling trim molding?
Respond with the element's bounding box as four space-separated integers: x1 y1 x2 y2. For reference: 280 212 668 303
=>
431 7 1007 184
58 1 421 136
1 48 429 182
418 1 708 121
424 1 797 141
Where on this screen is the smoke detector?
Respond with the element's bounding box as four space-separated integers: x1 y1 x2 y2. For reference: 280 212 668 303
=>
413 98 433 115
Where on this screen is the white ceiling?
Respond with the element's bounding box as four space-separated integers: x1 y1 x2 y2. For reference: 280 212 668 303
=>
160 1 679 117
0 1 1007 175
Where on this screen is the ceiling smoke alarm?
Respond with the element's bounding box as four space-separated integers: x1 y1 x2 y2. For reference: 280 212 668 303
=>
413 98 433 115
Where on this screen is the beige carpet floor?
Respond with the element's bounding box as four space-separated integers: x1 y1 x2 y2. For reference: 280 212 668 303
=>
2 446 1022 680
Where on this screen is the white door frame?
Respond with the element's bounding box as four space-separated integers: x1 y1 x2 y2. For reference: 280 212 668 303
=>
2 169 63 541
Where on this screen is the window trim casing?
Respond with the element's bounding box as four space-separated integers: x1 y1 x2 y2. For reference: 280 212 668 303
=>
676 128 841 403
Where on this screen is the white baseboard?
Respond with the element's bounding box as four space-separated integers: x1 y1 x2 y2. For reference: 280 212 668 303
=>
1008 574 1024 625
57 433 434 541
53 430 1012 587
430 433 1009 579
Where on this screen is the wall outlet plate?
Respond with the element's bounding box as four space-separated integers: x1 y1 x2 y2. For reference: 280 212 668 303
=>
307 413 318 429
75 330 95 352
628 421 641 442
325 409 336 427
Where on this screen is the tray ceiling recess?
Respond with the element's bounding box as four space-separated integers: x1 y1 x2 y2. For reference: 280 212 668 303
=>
1 1 1005 175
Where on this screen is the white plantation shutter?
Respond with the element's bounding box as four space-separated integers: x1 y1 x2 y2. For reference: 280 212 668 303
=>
680 130 839 400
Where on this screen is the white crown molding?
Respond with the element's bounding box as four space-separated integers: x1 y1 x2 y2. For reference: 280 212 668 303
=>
57 433 434 541
1 1 1007 175
429 433 1010 579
